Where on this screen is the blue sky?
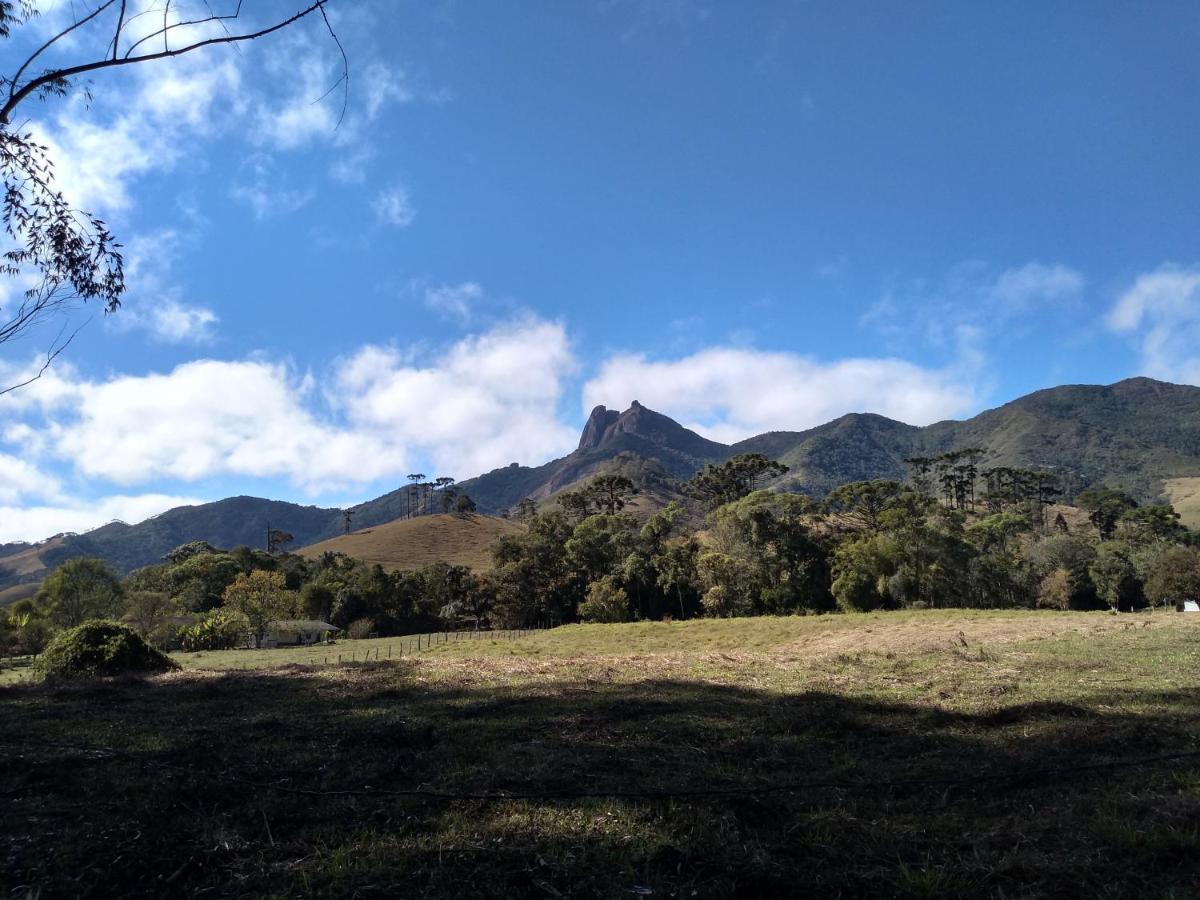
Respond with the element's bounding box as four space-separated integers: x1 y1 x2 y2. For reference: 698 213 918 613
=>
1 0 1199 541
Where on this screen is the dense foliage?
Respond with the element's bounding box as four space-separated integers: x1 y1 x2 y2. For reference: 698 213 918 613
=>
34 621 178 679
5 447 1200 659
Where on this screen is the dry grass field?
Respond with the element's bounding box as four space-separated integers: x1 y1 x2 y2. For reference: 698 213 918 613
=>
2 609 1199 897
297 513 524 572
1163 476 1200 529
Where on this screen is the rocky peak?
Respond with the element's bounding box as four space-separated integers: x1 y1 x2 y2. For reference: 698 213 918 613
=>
575 401 729 460
578 405 621 450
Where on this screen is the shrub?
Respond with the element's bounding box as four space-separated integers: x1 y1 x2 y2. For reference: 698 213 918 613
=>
347 617 376 639
579 577 630 623
177 610 246 651
35 621 179 680
1037 568 1073 610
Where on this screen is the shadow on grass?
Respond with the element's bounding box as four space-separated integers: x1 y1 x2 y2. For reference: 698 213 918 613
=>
2 663 1199 898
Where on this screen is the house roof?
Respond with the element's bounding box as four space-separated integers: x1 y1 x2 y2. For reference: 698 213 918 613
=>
271 620 338 630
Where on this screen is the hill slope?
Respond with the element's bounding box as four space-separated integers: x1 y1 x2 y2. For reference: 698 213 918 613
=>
297 514 524 572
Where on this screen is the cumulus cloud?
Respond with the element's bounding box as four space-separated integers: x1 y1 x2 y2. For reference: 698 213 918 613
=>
0 494 206 545
0 452 63 505
338 316 578 475
583 347 976 443
1107 264 1200 383
372 184 417 227
0 316 578 503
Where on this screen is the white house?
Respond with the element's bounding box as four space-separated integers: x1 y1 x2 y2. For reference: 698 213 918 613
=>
261 620 338 648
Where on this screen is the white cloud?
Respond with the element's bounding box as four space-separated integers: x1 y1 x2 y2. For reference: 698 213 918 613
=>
372 183 417 227
111 230 219 343
0 316 578 499
1107 264 1200 383
138 301 219 344
0 494 206 545
989 262 1085 311
29 52 244 214
864 260 1085 350
0 452 63 505
424 282 484 324
583 347 976 443
338 316 578 475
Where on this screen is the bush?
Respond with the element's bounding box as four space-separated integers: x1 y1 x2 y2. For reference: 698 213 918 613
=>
1037 568 1073 610
347 617 376 639
579 577 630 623
35 621 179 680
177 609 246 651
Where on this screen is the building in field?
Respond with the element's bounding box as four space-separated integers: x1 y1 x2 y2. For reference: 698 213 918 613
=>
261 620 338 647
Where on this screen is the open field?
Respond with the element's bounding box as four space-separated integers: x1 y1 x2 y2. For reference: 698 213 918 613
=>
297 513 524 572
1164 476 1200 529
2 610 1199 897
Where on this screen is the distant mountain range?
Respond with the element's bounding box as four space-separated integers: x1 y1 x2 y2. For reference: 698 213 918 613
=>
5 376 1200 596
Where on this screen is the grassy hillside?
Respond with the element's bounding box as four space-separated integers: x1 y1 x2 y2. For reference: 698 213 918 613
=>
298 513 524 572
1163 477 1200 528
3 610 1198 896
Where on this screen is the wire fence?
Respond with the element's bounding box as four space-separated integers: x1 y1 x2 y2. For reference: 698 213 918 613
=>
0 625 553 682
302 626 548 667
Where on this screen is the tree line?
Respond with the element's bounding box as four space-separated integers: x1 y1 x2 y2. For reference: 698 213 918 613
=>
5 450 1200 655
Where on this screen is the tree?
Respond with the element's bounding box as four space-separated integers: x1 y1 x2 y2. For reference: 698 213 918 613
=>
123 590 179 641
454 493 477 516
37 557 124 627
1121 505 1185 545
556 488 593 521
1144 546 1200 609
1076 488 1137 540
342 509 354 535
266 527 294 554
406 474 425 518
687 454 789 511
1088 543 1141 610
579 576 630 623
823 480 904 532
589 474 636 515
222 570 300 648
0 1 343 388
163 540 218 564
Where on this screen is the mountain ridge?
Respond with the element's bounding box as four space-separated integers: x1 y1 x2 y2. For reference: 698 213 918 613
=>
5 376 1200 593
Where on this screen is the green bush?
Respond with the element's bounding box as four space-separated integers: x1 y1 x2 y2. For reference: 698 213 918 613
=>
177 610 246 651
579 577 631 623
35 621 179 680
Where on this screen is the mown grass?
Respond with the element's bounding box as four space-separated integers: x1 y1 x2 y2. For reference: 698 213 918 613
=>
2 610 1199 898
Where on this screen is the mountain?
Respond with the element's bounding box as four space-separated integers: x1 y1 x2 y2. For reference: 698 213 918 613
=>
455 401 732 512
8 376 1200 597
457 378 1200 515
